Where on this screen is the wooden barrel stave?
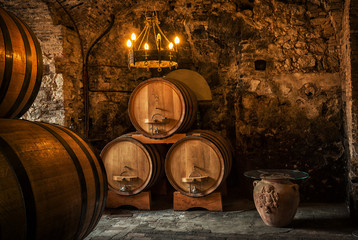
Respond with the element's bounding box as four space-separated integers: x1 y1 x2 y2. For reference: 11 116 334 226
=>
142 143 161 189
174 79 196 133
189 130 233 176
7 11 41 118
128 78 197 139
0 142 27 240
171 79 197 133
165 130 232 197
0 119 106 240
149 144 165 187
0 8 42 118
189 130 233 172
101 135 163 196
40 122 107 238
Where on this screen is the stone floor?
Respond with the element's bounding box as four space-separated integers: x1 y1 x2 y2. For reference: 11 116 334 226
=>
86 198 358 240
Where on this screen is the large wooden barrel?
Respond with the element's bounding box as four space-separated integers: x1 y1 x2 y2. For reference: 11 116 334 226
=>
165 130 232 197
101 133 163 196
0 7 43 118
128 78 197 139
0 119 107 240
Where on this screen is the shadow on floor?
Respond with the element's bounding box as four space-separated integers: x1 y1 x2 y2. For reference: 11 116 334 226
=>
291 217 356 234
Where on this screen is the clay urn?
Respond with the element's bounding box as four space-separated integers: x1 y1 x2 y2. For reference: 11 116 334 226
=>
253 179 299 227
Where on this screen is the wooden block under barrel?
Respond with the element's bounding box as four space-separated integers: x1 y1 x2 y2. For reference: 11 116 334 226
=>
173 191 223 211
106 190 152 210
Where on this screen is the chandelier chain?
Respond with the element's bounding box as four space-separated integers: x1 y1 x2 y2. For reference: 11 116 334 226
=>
138 25 148 50
152 22 159 49
156 21 170 43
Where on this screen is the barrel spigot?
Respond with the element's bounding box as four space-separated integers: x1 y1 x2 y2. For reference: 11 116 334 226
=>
145 113 168 135
182 166 208 194
120 185 129 192
113 166 137 193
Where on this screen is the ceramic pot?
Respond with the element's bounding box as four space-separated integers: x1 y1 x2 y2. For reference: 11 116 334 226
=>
253 179 299 227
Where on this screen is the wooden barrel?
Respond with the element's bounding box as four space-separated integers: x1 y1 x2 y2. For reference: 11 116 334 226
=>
128 77 197 139
101 133 164 196
165 130 232 197
0 119 107 240
0 7 43 118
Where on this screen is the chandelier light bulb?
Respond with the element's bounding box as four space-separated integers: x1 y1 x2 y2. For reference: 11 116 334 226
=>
144 43 149 50
131 33 136 41
175 36 180 44
169 42 174 50
127 40 132 48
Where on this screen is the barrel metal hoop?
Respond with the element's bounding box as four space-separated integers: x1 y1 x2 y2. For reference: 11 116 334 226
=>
101 136 156 195
165 133 228 197
32 122 88 240
0 136 37 240
0 11 13 107
128 78 191 139
4 11 32 118
55 125 101 239
15 13 42 118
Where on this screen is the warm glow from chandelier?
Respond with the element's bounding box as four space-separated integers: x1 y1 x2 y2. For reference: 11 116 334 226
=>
126 12 180 71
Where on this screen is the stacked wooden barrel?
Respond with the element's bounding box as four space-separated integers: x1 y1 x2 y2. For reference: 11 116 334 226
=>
0 8 107 240
166 130 233 197
128 77 197 139
103 76 232 199
101 133 164 196
103 77 197 196
0 7 43 118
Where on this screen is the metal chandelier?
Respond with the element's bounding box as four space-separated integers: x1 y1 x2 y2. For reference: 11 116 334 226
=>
126 12 180 71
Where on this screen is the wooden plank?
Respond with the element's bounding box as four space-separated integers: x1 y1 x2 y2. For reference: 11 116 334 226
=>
106 190 151 210
112 175 137 181
173 191 223 211
181 176 208 183
132 133 186 144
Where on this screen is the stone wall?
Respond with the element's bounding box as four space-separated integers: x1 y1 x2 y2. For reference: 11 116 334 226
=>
58 0 346 201
342 0 358 219
350 0 358 218
231 0 345 200
0 0 349 202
